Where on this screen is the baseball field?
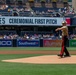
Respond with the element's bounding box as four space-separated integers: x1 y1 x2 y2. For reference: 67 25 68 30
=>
0 47 76 75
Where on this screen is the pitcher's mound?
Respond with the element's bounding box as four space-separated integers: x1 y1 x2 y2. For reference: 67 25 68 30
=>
2 55 76 64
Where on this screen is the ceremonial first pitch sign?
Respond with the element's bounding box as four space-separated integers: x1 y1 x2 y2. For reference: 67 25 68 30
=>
0 17 64 26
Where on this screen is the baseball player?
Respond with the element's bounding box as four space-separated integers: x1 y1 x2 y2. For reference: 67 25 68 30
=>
55 21 70 58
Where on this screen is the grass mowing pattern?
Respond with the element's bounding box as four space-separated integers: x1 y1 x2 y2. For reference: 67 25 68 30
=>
0 47 76 51
0 47 76 75
0 54 76 75
1 63 76 75
0 47 61 51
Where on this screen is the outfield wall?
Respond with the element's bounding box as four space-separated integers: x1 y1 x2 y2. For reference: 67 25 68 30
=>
0 39 13 47
0 39 75 47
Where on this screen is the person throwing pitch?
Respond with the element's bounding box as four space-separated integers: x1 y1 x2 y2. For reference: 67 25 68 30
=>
55 21 70 58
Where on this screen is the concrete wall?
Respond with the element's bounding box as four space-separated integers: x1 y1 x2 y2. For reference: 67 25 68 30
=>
72 0 76 10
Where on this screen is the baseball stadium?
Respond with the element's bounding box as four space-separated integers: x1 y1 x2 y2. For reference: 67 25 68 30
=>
0 0 76 75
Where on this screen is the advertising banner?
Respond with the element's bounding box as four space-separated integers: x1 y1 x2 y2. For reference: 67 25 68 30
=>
66 18 71 26
0 17 64 26
17 39 40 47
0 39 12 47
43 39 62 47
71 18 76 25
69 40 76 47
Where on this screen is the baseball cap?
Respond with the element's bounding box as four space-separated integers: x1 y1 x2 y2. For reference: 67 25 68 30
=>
62 21 67 24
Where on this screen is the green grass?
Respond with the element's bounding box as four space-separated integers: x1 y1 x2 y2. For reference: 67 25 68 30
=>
0 47 76 51
0 54 43 60
0 47 76 75
0 54 76 75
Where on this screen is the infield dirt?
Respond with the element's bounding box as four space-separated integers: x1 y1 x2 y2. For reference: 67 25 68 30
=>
2 55 76 64
1 50 76 64
0 50 76 54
